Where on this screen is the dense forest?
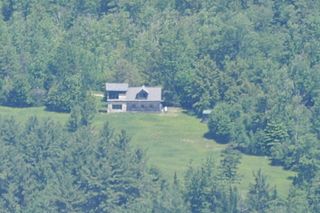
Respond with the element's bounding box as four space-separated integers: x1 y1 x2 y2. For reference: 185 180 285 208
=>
1 0 320 212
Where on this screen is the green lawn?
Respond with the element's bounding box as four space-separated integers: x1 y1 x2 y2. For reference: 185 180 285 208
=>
0 106 295 197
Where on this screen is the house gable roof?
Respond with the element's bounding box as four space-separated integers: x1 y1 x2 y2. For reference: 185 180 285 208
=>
105 83 162 102
106 83 128 91
127 86 162 101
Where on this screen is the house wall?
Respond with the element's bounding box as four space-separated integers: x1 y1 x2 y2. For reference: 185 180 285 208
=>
107 102 127 112
127 101 162 112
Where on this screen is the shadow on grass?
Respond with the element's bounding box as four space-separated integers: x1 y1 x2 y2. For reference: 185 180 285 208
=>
2 103 33 109
203 131 230 144
44 107 69 114
287 176 295 181
181 109 199 118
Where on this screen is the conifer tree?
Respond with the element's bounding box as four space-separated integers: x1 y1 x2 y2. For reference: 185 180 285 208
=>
219 147 241 183
247 169 278 213
67 105 82 132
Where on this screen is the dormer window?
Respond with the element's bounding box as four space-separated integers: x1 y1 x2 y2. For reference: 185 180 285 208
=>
136 89 148 100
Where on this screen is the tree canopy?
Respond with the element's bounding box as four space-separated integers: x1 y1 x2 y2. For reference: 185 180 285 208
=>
0 0 320 212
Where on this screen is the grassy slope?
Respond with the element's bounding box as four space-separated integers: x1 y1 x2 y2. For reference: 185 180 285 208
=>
0 106 295 197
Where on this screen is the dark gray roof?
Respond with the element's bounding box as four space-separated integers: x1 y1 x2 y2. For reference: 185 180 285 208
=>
106 83 128 91
126 86 162 101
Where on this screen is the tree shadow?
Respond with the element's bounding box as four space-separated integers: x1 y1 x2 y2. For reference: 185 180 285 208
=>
44 107 69 114
181 109 197 117
287 176 295 181
203 131 215 140
203 131 230 144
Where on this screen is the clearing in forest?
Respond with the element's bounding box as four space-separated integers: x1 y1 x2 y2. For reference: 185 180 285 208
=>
0 106 295 197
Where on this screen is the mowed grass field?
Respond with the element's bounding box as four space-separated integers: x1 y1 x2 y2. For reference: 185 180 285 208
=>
0 106 295 197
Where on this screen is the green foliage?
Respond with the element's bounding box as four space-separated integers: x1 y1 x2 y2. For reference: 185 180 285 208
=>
184 157 239 213
0 117 167 212
67 105 82 132
286 187 310 213
247 170 279 213
0 116 20 145
0 0 320 210
0 105 296 198
5 77 32 107
45 75 82 112
177 56 220 113
79 93 97 126
293 133 320 185
207 103 237 143
263 120 289 156
219 147 241 183
0 112 305 212
307 174 320 213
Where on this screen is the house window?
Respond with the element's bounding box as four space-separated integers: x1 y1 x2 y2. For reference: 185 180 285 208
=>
141 104 144 108
149 104 153 108
112 104 122 110
109 92 119 99
132 104 136 108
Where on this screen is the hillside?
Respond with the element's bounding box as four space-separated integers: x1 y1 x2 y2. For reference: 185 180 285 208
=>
0 106 294 196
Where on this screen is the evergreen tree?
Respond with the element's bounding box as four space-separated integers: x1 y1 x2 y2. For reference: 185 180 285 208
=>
263 120 289 156
67 105 82 132
184 157 240 213
286 187 310 213
219 147 241 183
79 93 97 126
247 169 278 213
